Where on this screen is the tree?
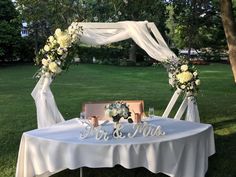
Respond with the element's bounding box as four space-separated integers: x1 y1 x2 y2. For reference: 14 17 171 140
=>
0 0 21 62
16 0 84 54
102 0 168 62
15 0 167 64
220 0 236 83
166 0 224 57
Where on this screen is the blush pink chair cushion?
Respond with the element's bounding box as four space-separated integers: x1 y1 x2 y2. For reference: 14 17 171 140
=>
83 100 145 120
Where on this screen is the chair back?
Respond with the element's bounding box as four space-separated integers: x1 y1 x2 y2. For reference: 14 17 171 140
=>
83 100 145 120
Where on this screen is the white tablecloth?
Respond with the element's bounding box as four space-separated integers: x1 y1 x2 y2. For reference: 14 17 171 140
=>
15 118 215 177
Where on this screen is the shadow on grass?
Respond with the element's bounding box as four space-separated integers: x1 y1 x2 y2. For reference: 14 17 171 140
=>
206 119 236 177
52 165 168 177
211 118 236 130
206 132 236 177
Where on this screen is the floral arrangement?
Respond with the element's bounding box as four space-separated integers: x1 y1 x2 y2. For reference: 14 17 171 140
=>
105 101 133 123
34 22 83 78
164 58 200 96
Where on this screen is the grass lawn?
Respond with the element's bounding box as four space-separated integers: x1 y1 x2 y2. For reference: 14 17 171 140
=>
0 63 236 177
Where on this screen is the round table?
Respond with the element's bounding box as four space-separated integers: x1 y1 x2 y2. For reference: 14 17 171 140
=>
15 117 215 177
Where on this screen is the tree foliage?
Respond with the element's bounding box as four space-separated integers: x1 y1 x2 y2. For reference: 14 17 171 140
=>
0 0 21 61
166 0 226 54
15 0 168 63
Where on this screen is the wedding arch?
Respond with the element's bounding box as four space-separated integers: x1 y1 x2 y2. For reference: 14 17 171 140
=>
31 21 200 129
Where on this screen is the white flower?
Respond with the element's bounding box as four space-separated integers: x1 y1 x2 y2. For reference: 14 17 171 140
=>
55 28 62 37
57 33 71 48
168 73 175 87
195 79 201 86
123 112 128 118
52 40 57 45
72 34 78 42
47 55 54 61
111 109 117 116
118 11 122 15
68 26 73 34
48 62 62 74
180 64 188 72
116 103 121 109
117 109 122 114
180 85 186 89
44 45 50 52
57 48 64 55
56 60 61 65
193 71 198 77
169 78 175 87
42 59 49 66
176 71 193 83
48 36 54 43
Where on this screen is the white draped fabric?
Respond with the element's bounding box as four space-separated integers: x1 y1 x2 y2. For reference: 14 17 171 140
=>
186 97 200 123
80 21 176 61
31 21 199 128
31 75 65 128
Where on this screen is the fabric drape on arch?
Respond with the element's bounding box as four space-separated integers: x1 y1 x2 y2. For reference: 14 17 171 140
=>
31 21 198 129
79 21 176 61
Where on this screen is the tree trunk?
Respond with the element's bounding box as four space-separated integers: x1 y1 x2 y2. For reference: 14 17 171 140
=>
220 0 236 83
34 23 39 55
129 43 136 62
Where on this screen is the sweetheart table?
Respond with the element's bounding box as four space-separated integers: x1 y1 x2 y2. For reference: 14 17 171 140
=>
15 117 215 177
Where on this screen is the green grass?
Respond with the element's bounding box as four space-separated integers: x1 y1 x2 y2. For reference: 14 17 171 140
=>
0 63 236 177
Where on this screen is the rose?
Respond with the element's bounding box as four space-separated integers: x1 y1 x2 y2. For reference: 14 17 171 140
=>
55 28 62 37
48 62 62 74
180 64 188 72
176 71 193 83
57 33 71 48
48 36 54 43
44 45 50 52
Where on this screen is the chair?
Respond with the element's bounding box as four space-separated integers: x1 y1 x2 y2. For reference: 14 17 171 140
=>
82 100 145 121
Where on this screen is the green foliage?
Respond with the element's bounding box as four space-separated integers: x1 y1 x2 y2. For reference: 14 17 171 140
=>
166 0 226 53
0 0 21 61
15 0 168 63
